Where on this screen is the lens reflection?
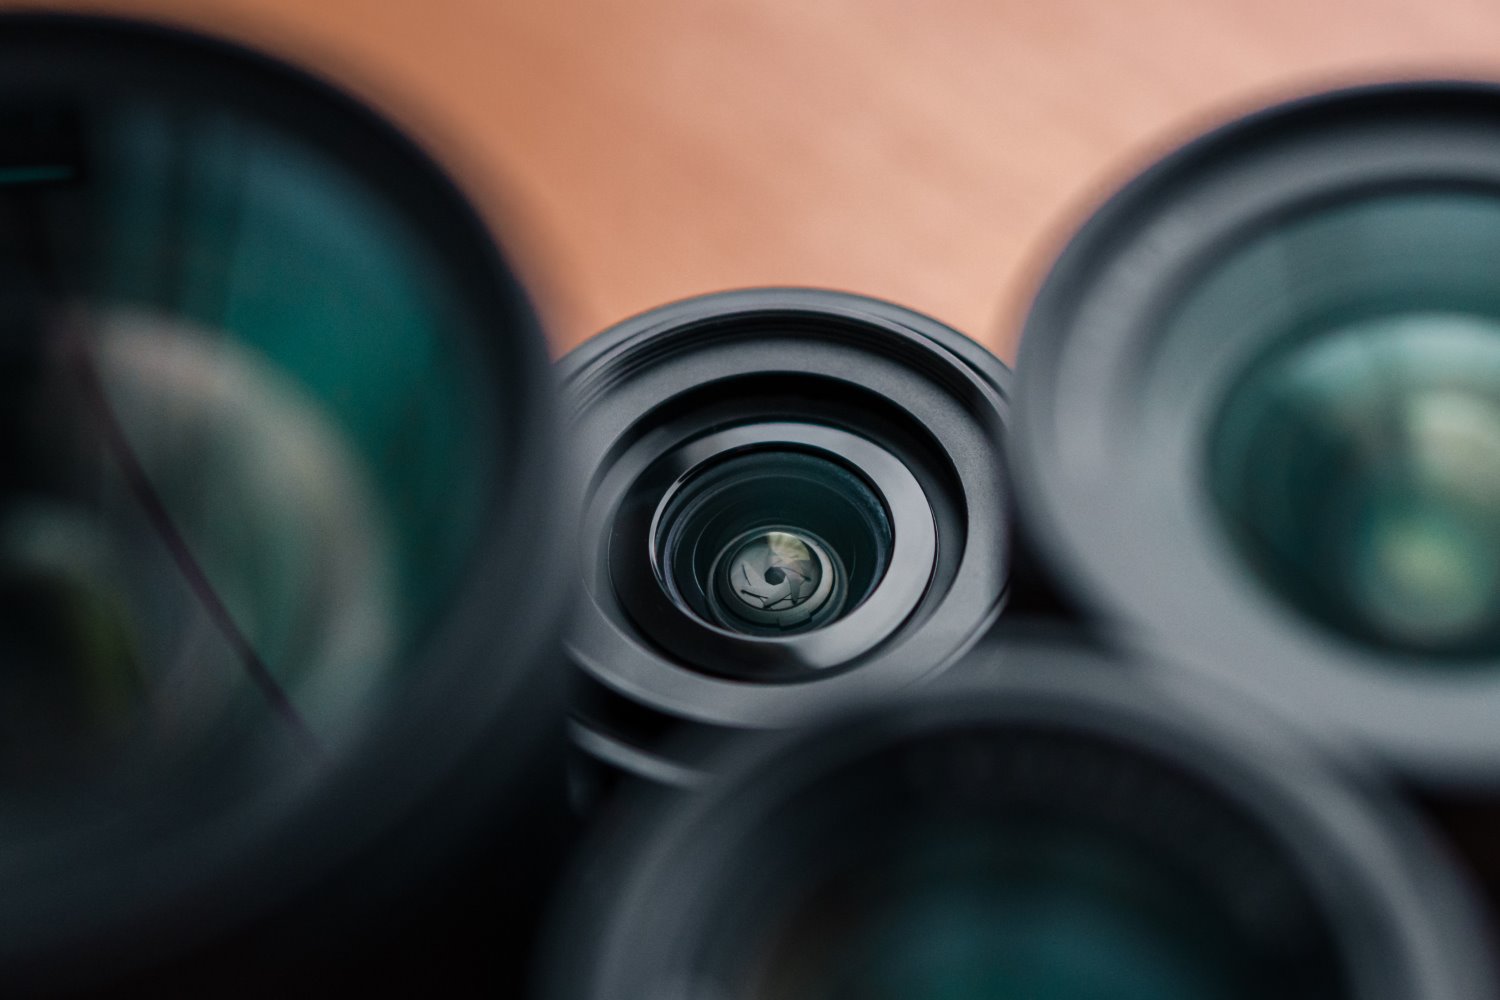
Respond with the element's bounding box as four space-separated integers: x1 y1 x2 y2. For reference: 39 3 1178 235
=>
1208 193 1500 659
1 85 497 790
717 529 834 628
652 449 890 645
757 827 1254 1000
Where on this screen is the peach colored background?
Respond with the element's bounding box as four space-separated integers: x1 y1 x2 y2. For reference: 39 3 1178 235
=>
11 0 1500 359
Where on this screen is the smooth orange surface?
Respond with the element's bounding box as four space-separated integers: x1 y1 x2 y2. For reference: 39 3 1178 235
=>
11 0 1500 359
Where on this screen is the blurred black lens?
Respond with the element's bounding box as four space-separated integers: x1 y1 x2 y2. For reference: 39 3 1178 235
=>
544 641 1492 1000
561 289 1012 799
0 14 563 988
1207 193 1500 659
1012 83 1500 783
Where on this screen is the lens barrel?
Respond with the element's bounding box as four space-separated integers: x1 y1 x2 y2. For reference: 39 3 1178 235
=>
1012 82 1500 786
543 637 1492 1000
0 15 566 990
560 288 1012 800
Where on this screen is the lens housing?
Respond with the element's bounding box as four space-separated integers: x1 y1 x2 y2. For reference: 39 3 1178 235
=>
562 289 1011 796
1012 82 1500 785
0 14 564 988
543 638 1492 1000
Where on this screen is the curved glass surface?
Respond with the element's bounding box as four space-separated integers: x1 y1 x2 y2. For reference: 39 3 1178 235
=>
1 88 499 795
1206 192 1500 660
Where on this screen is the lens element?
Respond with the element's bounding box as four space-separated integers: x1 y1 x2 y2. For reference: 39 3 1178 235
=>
543 651 1494 1000
716 529 836 628
1206 193 1500 660
651 448 887 645
757 827 1272 1000
1010 84 1500 779
0 18 562 984
564 289 1009 797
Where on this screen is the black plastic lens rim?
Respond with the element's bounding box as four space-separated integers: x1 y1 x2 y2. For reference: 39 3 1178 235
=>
0 14 563 979
561 288 1011 779
543 640 1493 1000
1011 80 1500 787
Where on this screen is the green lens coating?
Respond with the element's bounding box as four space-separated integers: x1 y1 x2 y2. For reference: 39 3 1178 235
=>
2 92 499 782
1207 193 1500 660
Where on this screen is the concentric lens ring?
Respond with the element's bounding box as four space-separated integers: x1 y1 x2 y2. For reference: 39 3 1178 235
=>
612 423 933 679
1012 81 1500 784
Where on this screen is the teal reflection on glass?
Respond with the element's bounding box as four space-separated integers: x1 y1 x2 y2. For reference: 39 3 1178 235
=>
755 829 1252 1000
0 95 499 781
1206 192 1500 660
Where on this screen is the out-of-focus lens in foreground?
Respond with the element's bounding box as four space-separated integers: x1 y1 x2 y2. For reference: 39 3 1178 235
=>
561 289 1011 802
543 641 1492 1000
0 14 561 987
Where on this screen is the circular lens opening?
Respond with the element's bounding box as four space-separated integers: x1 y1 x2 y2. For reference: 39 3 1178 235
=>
1205 192 1500 661
653 449 891 637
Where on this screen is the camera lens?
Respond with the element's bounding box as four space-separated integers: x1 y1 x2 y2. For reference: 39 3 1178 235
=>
544 640 1493 1000
0 15 563 986
1011 83 1500 782
562 289 1011 796
654 449 889 643
1207 194 1500 659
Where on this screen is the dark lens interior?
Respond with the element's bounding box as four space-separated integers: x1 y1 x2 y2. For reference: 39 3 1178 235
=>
1 87 499 790
758 828 1264 1000
1206 191 1500 660
654 448 892 638
699 727 1348 1000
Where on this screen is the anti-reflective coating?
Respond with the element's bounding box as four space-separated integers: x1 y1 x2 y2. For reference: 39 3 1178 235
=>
757 829 1299 1000
546 638 1495 1000
1207 192 1500 661
0 20 537 841
728 731 1347 1000
654 449 891 644
0 23 563 983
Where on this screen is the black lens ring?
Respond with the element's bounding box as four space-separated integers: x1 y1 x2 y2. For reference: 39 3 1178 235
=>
606 424 935 678
0 14 564 979
1012 81 1500 786
562 288 1011 739
543 640 1494 1000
